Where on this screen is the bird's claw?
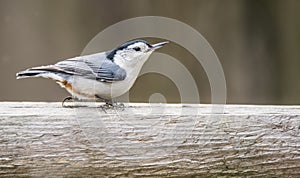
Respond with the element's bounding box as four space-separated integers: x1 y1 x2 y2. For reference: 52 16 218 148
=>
62 96 74 108
62 95 125 111
95 95 125 111
100 102 125 112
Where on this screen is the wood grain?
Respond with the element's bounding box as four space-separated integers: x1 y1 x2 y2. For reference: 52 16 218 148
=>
0 102 300 177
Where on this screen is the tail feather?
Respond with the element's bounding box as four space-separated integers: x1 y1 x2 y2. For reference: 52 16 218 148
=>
16 65 66 82
16 69 47 79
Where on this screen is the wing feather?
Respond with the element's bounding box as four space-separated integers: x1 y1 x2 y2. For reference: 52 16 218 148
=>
32 53 126 82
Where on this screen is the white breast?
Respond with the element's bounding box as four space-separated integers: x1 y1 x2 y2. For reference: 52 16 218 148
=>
67 59 148 100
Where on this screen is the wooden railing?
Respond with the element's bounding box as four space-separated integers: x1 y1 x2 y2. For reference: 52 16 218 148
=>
1 102 300 177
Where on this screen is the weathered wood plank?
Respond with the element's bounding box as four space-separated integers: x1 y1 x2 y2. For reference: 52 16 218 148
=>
0 102 300 177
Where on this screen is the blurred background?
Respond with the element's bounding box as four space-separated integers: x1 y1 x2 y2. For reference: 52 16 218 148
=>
0 0 299 104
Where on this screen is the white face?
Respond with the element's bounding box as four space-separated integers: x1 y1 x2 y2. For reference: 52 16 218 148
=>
115 42 153 65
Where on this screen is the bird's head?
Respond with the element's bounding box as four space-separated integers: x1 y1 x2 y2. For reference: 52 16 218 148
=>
107 39 168 67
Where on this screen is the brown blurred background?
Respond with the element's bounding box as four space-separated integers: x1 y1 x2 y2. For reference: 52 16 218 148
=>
0 0 299 104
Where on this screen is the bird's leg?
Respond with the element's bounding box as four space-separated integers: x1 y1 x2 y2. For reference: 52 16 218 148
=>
62 96 74 108
104 100 125 110
95 95 125 111
96 96 113 113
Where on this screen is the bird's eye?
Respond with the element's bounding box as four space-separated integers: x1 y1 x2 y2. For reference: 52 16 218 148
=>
133 47 141 51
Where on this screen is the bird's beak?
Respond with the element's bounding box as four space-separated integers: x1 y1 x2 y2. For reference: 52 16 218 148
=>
151 41 169 50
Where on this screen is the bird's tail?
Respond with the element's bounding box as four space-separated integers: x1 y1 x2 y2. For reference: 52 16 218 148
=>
16 69 44 79
16 65 64 81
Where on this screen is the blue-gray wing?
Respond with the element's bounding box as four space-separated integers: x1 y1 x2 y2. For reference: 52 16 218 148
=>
33 52 126 82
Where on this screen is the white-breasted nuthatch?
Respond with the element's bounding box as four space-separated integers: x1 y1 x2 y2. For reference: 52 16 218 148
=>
16 39 168 107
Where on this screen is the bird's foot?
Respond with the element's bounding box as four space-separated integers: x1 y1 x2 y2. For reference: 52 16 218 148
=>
99 101 125 112
95 95 125 112
62 96 75 108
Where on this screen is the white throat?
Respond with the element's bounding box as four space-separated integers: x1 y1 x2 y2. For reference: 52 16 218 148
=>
113 52 152 78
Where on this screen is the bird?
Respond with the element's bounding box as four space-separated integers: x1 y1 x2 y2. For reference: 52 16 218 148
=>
16 39 168 108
